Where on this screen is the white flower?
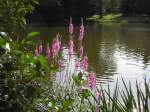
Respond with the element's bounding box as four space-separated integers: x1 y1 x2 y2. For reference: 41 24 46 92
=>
5 43 10 52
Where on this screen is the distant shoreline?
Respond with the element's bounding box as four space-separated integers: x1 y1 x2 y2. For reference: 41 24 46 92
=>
87 14 150 23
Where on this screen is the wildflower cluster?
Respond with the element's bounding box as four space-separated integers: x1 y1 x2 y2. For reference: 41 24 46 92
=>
34 41 43 58
34 17 97 92
33 17 100 111
34 34 62 67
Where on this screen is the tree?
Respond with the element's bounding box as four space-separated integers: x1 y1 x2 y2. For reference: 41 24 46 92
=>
0 0 38 38
72 0 98 19
0 1 52 112
61 0 73 18
142 0 150 16
30 0 64 24
28 0 100 23
121 0 150 16
98 0 103 18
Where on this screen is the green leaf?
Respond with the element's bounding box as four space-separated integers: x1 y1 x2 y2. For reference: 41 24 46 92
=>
38 55 50 71
32 0 39 5
0 37 4 45
62 99 72 108
81 89 91 99
72 75 82 86
25 40 36 46
27 53 36 63
21 32 40 45
22 17 26 25
27 32 40 39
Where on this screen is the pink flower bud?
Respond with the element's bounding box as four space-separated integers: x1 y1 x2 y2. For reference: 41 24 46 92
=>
95 90 101 103
87 72 96 90
45 43 51 61
58 60 65 68
51 34 61 58
79 18 85 41
75 59 81 71
34 45 39 58
68 39 74 56
79 46 84 58
69 17 73 34
96 106 100 112
38 41 43 54
81 56 88 71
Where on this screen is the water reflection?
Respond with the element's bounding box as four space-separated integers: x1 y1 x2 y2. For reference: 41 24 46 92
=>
26 23 150 86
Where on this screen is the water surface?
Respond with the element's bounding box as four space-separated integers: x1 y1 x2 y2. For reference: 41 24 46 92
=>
26 23 150 88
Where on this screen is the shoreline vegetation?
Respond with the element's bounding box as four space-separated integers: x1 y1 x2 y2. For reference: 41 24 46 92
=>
1 18 150 111
28 14 150 27
87 13 150 23
1 0 150 111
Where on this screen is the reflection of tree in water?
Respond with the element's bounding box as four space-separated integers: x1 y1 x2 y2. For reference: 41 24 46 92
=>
119 24 150 67
98 24 121 79
84 23 150 83
26 23 150 84
83 23 119 82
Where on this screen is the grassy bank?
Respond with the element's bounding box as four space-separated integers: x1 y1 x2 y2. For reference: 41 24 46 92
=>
87 13 150 23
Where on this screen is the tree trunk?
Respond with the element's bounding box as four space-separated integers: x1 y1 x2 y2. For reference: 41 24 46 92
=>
99 0 103 19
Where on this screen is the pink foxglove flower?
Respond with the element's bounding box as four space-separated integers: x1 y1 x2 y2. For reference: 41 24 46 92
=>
79 18 84 41
69 17 73 34
95 90 102 112
96 106 100 112
79 46 84 58
34 42 43 59
51 34 61 58
45 43 51 61
58 60 65 68
95 90 101 103
51 39 56 57
75 59 81 71
38 41 43 54
34 45 39 58
81 56 88 71
87 72 96 90
68 39 74 56
56 34 61 51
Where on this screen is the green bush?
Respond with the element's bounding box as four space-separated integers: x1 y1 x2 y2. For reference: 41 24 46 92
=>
0 0 38 38
0 33 52 111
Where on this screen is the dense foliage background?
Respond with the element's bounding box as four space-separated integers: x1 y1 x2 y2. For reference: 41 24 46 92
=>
28 0 150 24
1 0 150 112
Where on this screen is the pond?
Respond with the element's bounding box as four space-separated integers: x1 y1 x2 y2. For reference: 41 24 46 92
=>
26 23 150 89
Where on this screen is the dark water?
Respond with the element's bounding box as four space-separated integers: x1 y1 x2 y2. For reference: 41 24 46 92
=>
26 23 150 88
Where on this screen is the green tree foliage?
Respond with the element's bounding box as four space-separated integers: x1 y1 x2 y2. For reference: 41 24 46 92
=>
0 34 52 111
121 0 150 16
102 0 121 13
72 0 99 18
14 0 150 24
30 0 99 23
141 0 150 16
31 0 64 23
0 0 50 111
0 0 38 38
61 0 73 18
